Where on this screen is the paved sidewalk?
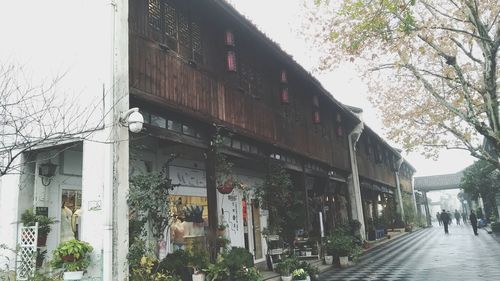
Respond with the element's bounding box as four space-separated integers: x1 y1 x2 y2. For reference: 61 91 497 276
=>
320 224 500 280
261 228 413 280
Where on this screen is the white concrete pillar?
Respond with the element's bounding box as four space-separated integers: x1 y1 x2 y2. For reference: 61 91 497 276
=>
0 154 23 272
395 171 405 223
110 1 130 280
347 121 366 241
81 139 106 278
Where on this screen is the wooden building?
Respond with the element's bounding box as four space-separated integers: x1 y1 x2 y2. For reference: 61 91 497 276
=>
127 0 416 262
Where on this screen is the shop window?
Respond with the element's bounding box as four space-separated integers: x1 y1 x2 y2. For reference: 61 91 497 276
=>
169 195 208 252
61 190 82 241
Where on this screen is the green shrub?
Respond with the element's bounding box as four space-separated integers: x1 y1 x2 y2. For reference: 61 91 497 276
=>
491 222 500 233
222 247 253 274
158 249 191 277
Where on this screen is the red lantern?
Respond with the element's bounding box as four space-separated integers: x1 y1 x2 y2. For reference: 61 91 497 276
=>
313 111 321 123
280 70 287 83
281 88 289 103
227 51 237 72
225 30 235 46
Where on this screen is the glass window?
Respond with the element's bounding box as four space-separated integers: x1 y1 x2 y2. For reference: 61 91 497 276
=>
168 195 208 253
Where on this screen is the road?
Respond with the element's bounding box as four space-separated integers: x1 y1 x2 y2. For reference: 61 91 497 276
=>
320 224 500 281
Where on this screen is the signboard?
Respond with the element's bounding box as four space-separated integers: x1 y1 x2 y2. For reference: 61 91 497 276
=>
35 207 48 217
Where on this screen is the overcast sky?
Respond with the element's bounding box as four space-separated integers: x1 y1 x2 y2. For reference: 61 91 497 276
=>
228 0 476 177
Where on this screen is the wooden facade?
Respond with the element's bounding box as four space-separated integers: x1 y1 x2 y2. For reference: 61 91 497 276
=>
128 0 410 186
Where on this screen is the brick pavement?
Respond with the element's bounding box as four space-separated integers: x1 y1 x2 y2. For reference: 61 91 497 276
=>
320 223 500 281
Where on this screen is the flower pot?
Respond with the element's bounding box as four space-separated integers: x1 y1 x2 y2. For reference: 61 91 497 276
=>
324 255 334 265
63 271 84 280
217 178 234 194
37 235 48 247
192 273 205 281
281 276 292 281
217 228 226 237
339 256 349 268
61 254 76 262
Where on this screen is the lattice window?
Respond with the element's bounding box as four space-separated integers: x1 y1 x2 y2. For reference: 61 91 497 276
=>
192 22 202 52
149 0 203 63
164 1 177 37
148 0 161 30
16 223 38 280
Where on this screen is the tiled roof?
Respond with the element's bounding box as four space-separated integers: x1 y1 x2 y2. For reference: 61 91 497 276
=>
414 171 464 190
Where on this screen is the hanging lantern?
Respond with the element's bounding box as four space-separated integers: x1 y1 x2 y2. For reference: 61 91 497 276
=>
280 70 287 83
226 51 237 72
225 30 235 46
281 88 289 103
313 110 321 123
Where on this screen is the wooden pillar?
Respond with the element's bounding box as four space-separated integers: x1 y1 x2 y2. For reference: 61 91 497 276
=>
205 136 218 260
301 165 311 231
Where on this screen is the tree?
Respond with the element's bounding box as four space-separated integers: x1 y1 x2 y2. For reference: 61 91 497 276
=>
0 63 106 176
460 159 500 219
305 0 500 168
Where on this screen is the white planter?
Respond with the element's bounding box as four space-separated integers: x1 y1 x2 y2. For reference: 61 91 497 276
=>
325 255 334 265
192 273 205 281
63 271 84 280
339 256 349 268
281 275 292 281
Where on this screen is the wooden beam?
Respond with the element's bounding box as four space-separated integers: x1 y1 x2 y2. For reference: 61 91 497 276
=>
205 133 218 261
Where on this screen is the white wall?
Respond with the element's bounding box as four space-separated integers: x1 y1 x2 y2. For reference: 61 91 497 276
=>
0 0 127 279
0 156 23 272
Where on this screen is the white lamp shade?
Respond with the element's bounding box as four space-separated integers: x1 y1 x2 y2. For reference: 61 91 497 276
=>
128 111 144 133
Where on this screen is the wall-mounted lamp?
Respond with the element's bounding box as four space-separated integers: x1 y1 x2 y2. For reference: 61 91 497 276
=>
120 108 144 133
39 161 57 186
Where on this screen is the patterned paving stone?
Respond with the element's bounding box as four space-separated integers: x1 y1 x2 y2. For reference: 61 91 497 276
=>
320 224 500 280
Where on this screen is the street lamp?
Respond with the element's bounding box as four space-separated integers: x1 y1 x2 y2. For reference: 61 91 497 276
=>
39 160 57 186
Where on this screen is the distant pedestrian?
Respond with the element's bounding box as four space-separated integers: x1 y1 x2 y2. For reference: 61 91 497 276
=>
440 209 450 234
436 212 442 226
454 210 461 225
469 211 478 235
461 212 467 224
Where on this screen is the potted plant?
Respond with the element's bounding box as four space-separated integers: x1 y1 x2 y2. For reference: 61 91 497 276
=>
217 177 235 194
158 249 192 281
217 224 227 237
52 239 93 280
190 247 209 281
20 209 56 247
291 268 308 281
276 258 292 281
204 256 229 281
233 266 261 281
325 233 359 268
